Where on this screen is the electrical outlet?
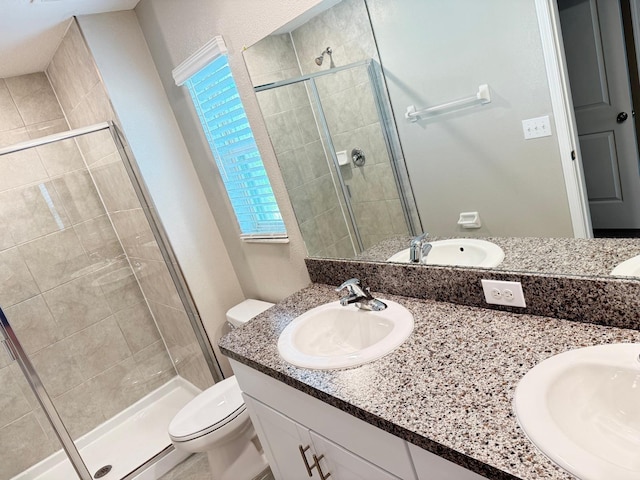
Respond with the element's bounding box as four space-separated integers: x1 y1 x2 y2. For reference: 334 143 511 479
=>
522 115 552 139
481 280 526 307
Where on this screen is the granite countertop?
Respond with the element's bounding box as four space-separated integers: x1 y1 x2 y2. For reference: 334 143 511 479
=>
354 235 640 278
219 283 640 480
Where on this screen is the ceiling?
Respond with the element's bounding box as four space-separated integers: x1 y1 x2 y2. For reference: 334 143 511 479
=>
0 0 140 78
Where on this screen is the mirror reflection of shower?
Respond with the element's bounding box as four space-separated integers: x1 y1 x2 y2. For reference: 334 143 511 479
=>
315 46 334 67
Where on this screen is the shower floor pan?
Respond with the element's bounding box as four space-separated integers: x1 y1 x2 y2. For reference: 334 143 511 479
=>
13 376 200 480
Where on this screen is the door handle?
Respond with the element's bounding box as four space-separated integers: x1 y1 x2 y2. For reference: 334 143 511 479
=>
617 111 629 123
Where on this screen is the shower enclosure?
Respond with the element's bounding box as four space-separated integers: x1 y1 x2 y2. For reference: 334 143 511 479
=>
0 123 221 480
254 60 421 258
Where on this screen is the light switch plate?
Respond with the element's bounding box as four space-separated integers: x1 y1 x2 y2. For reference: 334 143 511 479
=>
522 115 551 139
481 279 526 308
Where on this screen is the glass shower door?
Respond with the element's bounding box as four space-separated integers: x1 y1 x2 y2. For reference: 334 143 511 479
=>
0 124 218 480
312 63 412 252
254 60 419 259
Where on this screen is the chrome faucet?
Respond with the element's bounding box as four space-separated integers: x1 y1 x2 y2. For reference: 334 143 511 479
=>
410 232 432 263
335 278 387 311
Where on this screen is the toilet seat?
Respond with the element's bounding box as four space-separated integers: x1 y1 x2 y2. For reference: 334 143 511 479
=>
169 376 246 443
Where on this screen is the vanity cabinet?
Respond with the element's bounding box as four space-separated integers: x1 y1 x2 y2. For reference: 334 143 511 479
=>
230 359 486 480
246 395 399 479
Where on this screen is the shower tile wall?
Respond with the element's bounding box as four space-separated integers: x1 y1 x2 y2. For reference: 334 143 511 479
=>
0 20 210 479
47 20 214 392
0 73 172 479
246 0 408 255
292 0 408 250
246 36 354 258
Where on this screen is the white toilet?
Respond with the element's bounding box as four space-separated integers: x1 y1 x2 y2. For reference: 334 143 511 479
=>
168 299 274 480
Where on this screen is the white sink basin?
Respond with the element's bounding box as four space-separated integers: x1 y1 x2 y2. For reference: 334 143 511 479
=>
386 239 504 267
611 255 640 277
277 300 414 370
514 343 640 480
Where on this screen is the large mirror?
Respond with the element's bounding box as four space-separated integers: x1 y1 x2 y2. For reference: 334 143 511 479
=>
243 0 640 279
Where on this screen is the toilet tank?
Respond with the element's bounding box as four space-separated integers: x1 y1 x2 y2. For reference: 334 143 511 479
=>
226 299 274 328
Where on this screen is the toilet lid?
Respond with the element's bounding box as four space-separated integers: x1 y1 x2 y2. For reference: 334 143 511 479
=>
169 376 245 441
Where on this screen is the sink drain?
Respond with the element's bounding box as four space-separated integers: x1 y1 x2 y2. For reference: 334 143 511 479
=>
94 465 112 478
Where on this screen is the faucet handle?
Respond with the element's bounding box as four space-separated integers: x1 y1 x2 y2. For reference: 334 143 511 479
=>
335 278 360 293
411 232 429 244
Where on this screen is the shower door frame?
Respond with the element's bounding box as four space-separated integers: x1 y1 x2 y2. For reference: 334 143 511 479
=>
0 121 224 480
254 59 422 255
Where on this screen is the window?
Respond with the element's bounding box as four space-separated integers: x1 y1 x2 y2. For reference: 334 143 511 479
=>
173 37 286 240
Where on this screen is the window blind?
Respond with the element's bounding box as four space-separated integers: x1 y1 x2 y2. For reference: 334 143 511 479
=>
185 55 286 238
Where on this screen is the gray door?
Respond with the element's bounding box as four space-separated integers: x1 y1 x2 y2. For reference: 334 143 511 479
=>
559 0 640 228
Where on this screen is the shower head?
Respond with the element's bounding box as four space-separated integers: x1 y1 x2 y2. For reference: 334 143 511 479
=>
315 47 332 66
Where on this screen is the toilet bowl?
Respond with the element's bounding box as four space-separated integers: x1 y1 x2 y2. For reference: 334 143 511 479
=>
168 299 274 480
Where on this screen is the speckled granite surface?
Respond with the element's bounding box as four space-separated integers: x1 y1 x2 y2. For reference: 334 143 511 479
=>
306 258 640 330
354 235 640 278
219 284 640 480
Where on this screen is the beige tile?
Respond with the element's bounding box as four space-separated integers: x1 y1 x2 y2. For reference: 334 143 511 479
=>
0 79 24 132
133 259 182 309
0 125 28 148
0 345 12 369
36 137 84 177
53 379 104 439
30 337 84 396
89 357 148 420
0 413 60 478
18 228 95 292
74 215 124 263
115 301 161 353
5 295 62 355
42 273 112 336
148 302 198 357
159 452 211 480
9 363 39 409
52 169 106 224
26 118 69 141
90 160 140 212
46 21 101 113
75 129 118 166
133 340 175 391
66 316 132 380
0 181 70 244
0 247 40 307
93 259 145 313
0 366 32 428
176 354 214 392
66 82 115 129
5 73 64 125
0 147 48 193
0 211 15 251
110 209 163 261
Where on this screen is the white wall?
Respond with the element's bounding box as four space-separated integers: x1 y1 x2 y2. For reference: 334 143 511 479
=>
77 11 245 376
367 0 573 237
134 0 319 300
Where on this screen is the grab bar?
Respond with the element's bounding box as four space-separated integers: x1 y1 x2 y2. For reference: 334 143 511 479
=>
405 84 491 122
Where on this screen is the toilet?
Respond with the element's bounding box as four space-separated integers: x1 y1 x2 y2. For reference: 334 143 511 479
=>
168 299 274 480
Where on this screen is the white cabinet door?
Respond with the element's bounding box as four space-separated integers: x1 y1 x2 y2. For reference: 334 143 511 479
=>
310 430 400 480
408 444 485 480
244 394 315 480
246 394 401 480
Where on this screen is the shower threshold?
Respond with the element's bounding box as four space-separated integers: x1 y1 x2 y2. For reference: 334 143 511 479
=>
13 376 200 480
